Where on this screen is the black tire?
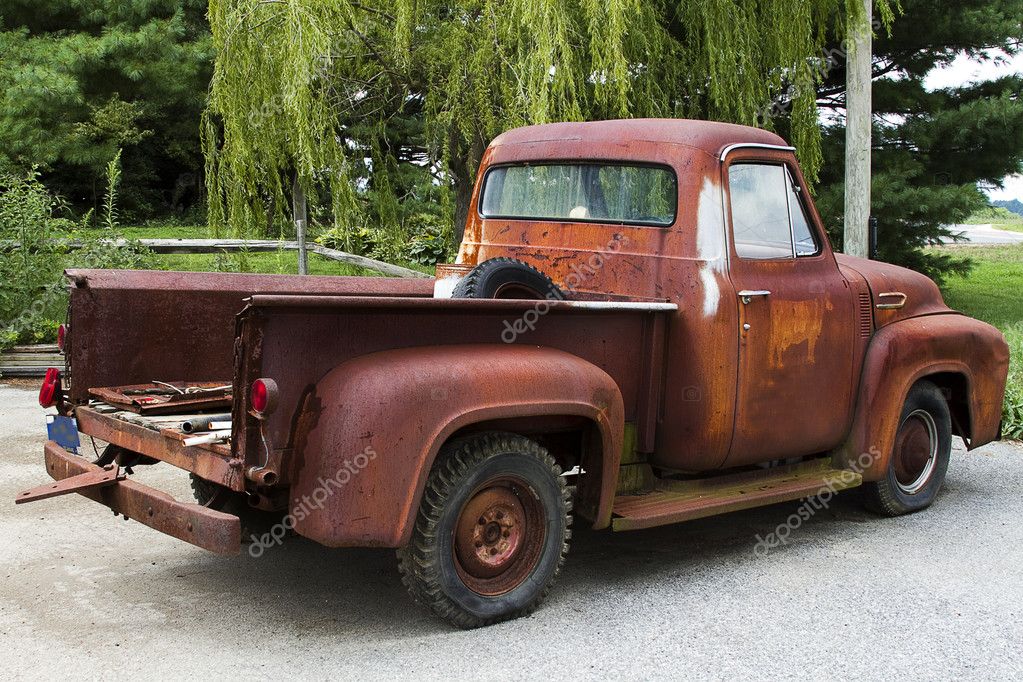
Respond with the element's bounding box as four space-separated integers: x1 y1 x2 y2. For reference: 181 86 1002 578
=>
863 380 952 516
452 257 563 300
189 474 282 542
397 433 572 629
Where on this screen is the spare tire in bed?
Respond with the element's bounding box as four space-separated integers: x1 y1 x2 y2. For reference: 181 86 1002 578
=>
452 258 564 300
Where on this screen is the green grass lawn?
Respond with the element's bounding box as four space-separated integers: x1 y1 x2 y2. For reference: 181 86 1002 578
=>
941 244 1023 328
939 244 1023 439
117 224 206 240
157 251 387 277
964 207 1023 233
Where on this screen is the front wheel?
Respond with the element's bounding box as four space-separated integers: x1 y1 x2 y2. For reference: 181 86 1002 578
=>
397 433 571 628
863 380 952 516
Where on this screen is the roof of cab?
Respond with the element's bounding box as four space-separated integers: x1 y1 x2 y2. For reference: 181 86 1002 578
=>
489 118 790 157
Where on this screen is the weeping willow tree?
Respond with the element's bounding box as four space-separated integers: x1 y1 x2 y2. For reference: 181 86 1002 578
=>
203 0 893 247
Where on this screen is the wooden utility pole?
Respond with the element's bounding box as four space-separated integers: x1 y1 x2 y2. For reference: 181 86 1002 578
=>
293 174 308 275
844 0 872 259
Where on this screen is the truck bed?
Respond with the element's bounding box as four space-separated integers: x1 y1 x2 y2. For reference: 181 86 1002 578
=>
63 269 676 505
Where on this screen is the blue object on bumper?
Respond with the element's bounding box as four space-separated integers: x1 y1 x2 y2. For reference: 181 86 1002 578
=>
46 415 80 454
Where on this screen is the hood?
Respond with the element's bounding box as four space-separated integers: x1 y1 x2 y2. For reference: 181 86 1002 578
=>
836 254 953 329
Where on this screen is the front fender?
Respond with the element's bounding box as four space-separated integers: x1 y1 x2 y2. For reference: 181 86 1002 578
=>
288 344 625 547
835 313 1009 481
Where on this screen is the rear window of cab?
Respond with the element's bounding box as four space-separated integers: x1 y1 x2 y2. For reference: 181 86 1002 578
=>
480 163 677 227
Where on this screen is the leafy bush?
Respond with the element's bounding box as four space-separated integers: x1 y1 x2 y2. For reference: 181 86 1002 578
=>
0 167 151 350
0 170 70 347
1002 324 1023 440
406 229 450 265
404 212 454 266
315 218 453 267
316 225 386 257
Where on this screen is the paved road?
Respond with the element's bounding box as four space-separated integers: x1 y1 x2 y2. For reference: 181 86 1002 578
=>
2 382 1021 680
944 223 1023 245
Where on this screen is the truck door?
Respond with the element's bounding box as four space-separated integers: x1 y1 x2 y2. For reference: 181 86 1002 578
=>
722 154 857 466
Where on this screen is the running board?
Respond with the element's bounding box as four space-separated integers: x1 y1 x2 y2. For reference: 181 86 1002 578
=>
611 458 862 531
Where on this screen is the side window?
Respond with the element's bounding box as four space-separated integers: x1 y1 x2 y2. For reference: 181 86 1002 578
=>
787 171 819 257
728 164 793 260
728 163 822 260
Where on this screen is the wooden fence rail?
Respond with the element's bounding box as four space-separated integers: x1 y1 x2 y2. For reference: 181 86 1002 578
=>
136 239 431 279
0 345 61 378
1 238 433 279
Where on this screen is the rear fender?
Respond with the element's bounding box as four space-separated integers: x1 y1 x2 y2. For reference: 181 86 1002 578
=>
835 314 1009 481
288 344 624 547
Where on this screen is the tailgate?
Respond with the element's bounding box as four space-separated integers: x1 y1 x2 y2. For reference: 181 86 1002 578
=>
63 268 433 403
75 403 244 491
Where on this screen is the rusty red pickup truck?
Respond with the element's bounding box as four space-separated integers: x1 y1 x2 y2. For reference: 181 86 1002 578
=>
18 119 1009 628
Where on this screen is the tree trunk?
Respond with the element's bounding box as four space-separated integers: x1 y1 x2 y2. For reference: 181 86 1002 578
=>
453 176 472 245
292 173 308 275
450 130 487 245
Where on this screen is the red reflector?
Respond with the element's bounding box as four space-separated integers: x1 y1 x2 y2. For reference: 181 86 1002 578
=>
57 324 66 352
251 379 269 413
39 368 61 408
250 378 278 417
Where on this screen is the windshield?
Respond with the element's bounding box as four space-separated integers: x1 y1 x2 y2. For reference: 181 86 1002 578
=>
480 163 677 226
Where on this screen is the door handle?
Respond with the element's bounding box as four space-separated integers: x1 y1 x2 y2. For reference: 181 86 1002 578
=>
738 290 771 305
876 292 907 310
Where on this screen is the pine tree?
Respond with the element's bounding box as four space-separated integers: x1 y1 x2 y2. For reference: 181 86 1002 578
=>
0 1 212 220
811 0 1023 281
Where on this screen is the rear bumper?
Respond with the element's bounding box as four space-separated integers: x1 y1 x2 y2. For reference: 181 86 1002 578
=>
40 440 241 555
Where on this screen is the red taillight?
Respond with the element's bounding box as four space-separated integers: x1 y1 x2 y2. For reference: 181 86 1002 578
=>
251 380 268 412
250 378 278 417
57 324 66 352
39 368 61 408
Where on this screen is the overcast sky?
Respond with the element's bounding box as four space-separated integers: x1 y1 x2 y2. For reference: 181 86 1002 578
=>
924 49 1023 201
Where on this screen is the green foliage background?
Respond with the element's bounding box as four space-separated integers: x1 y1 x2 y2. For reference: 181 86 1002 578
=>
813 0 1023 282
1 0 1020 278
201 0 894 251
0 0 212 221
0 168 151 349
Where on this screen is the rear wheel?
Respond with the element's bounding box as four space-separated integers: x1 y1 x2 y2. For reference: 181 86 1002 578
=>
864 380 952 516
189 474 281 542
397 433 571 628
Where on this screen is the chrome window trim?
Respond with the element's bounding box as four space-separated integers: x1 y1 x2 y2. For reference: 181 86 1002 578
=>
719 142 796 161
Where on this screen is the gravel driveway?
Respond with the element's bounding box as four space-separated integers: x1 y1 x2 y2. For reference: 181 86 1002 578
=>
2 382 1021 680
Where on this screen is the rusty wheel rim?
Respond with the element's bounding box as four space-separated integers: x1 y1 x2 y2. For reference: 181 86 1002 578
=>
453 476 545 596
893 409 938 495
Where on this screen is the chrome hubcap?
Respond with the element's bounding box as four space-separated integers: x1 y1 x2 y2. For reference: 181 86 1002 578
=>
893 409 938 495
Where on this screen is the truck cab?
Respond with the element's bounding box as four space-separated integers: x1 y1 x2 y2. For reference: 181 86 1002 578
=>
460 120 863 470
